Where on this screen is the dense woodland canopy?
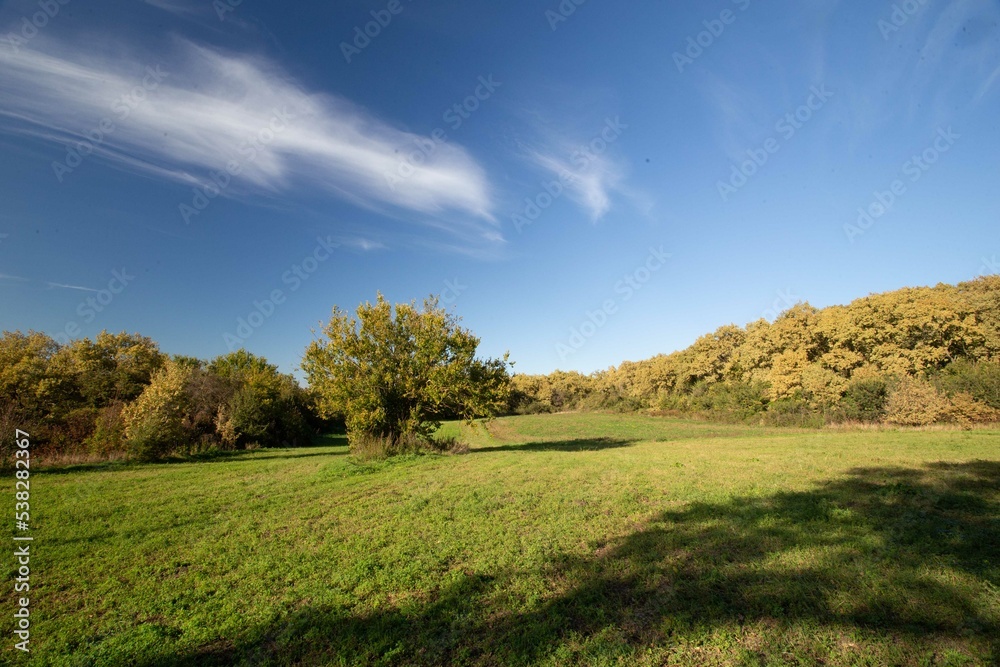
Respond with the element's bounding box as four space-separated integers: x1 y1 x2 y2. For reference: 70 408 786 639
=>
510 275 1000 427
2 276 998 463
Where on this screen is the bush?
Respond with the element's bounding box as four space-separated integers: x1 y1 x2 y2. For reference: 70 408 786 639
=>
511 398 553 415
215 370 315 449
710 381 770 420
348 432 427 460
123 420 169 460
578 388 646 413
183 369 236 445
941 392 1000 426
218 384 274 448
664 380 769 422
272 376 317 446
0 400 27 464
348 430 470 460
122 361 191 460
839 378 888 423
933 360 1000 410
426 435 470 455
43 407 99 455
884 377 949 426
85 401 127 455
762 398 825 428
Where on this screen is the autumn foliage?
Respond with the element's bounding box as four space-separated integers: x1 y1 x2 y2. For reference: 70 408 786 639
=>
303 294 511 456
511 276 1000 426
0 332 319 463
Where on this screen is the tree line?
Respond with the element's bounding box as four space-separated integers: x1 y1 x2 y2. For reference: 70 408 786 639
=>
1 294 511 464
510 276 1000 427
0 332 323 463
4 276 998 464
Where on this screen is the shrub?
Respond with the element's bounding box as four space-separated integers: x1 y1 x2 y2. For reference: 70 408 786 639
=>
933 360 1000 410
124 420 164 460
0 400 27 463
578 388 646 413
884 376 949 426
507 372 596 413
710 381 770 420
511 398 553 415
348 431 426 460
655 392 692 413
85 401 127 456
41 407 99 456
122 361 191 460
183 369 236 445
668 380 769 422
217 384 273 448
426 435 470 455
941 392 1000 426
214 369 315 449
839 378 889 422
272 376 317 446
762 397 825 428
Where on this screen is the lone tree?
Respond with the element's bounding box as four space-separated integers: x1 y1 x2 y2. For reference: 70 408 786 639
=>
302 293 511 453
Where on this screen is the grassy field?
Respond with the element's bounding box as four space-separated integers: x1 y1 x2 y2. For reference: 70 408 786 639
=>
6 413 1000 666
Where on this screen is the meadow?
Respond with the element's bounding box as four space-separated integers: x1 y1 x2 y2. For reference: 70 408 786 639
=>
6 413 999 666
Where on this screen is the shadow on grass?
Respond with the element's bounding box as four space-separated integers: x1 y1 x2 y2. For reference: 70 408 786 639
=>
141 460 999 666
36 440 349 476
471 437 638 454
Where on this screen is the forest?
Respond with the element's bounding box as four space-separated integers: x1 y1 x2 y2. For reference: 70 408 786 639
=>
510 275 1000 427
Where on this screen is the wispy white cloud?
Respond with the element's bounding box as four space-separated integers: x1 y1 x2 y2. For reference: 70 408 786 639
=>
699 74 776 164
338 237 386 252
45 282 100 292
0 37 496 230
525 132 638 222
976 63 1000 102
139 0 199 17
530 151 617 221
0 275 103 290
695 0 1000 160
846 0 1000 133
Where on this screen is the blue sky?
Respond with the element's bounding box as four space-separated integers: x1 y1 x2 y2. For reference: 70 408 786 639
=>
1 0 998 377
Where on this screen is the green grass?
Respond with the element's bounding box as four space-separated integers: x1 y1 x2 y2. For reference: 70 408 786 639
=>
5 413 1000 666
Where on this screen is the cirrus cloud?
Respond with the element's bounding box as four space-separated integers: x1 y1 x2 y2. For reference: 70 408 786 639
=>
0 37 496 230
